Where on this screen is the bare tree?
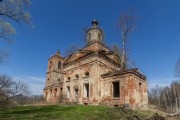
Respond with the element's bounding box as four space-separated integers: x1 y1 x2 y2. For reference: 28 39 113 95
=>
112 44 123 58
0 0 32 64
0 74 30 108
80 27 88 45
0 0 32 42
148 80 180 113
117 9 138 70
172 81 179 112
57 93 67 104
64 44 79 56
163 92 168 111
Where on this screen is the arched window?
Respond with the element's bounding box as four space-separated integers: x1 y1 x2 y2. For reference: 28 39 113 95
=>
58 61 62 69
49 61 52 69
88 33 91 39
54 88 57 98
84 71 89 77
67 77 71 81
98 33 101 39
75 74 79 79
57 78 60 82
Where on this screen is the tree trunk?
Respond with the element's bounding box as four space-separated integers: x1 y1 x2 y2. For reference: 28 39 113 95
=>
164 93 168 111
173 82 178 112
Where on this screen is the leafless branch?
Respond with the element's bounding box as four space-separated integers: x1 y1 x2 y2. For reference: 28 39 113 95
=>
117 9 138 70
0 74 30 108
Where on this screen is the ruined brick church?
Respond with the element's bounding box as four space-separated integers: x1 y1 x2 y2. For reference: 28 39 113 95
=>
43 20 148 109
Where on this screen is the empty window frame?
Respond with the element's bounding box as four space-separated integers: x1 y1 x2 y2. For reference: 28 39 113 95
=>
67 77 71 81
58 61 62 69
66 86 70 98
45 92 48 99
84 71 89 77
74 89 78 99
113 81 120 97
139 82 143 99
50 89 52 97
139 82 143 93
83 84 89 97
54 88 57 98
75 74 79 79
60 88 63 95
49 61 52 69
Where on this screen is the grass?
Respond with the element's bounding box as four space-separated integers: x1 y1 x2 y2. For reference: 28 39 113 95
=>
0 104 154 120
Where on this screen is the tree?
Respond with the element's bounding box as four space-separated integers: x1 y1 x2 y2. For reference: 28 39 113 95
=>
0 0 32 64
112 44 123 58
0 74 30 108
64 44 79 56
148 80 180 113
117 9 138 70
172 81 179 112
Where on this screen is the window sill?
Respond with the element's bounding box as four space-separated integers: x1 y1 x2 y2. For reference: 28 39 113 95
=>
112 97 120 100
83 76 90 78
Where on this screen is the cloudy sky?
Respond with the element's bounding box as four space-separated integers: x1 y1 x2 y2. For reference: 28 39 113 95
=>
1 0 180 95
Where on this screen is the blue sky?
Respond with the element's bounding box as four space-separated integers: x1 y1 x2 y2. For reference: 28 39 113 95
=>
1 0 180 95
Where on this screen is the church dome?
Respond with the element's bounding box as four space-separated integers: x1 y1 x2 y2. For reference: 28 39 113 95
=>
86 19 103 45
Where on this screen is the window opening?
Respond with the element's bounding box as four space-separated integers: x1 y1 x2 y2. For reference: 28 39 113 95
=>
67 77 71 81
54 88 57 98
84 72 89 77
74 89 78 100
58 61 62 69
75 74 79 79
66 86 70 98
113 82 120 97
83 84 89 97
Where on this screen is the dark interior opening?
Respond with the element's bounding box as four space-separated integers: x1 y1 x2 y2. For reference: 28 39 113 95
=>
114 105 119 107
85 71 89 77
113 82 120 97
58 61 62 69
84 84 89 97
54 88 57 97
75 74 79 79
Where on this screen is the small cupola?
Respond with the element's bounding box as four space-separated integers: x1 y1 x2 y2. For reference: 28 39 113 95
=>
55 50 61 56
86 19 103 45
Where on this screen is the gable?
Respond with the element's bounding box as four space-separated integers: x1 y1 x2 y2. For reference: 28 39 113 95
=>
63 51 88 65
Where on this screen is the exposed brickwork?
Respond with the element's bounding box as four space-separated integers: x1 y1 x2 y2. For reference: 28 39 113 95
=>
43 20 148 109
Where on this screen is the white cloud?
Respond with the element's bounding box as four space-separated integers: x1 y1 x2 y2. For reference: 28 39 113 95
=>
12 75 45 95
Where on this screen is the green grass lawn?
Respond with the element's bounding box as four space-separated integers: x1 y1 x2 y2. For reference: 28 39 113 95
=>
0 104 154 120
